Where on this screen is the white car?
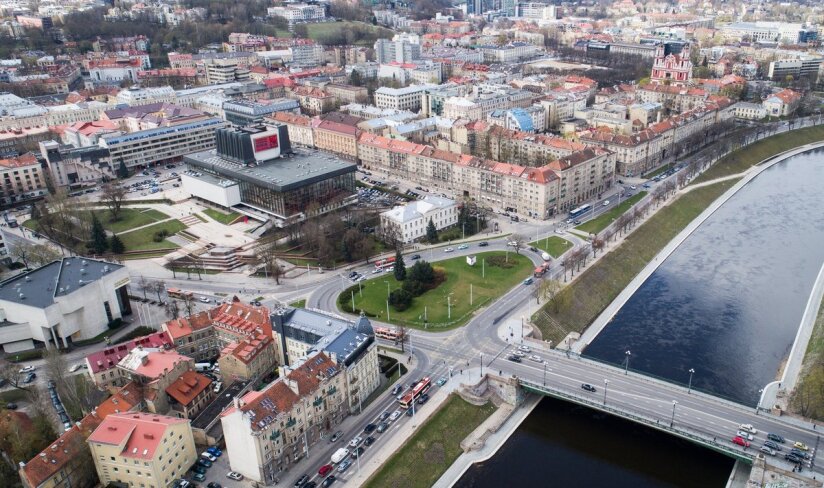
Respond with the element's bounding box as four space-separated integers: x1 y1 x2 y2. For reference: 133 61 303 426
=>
444 247 454 253
18 365 35 374
226 472 244 481
736 431 754 441
518 345 531 353
602 200 610 206
528 355 543 363
389 410 402 422
69 364 85 373
739 423 757 434
348 436 363 447
507 241 517 246
213 381 223 393
201 452 217 462
513 350 526 357
199 297 211 303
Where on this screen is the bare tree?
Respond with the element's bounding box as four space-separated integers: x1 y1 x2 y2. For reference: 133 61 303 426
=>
137 275 150 300
181 294 196 316
592 236 605 258
509 233 527 254
101 182 127 221
165 299 181 320
151 280 166 302
256 244 285 285
537 279 567 313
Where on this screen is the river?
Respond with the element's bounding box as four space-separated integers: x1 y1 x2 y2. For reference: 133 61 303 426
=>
457 148 824 486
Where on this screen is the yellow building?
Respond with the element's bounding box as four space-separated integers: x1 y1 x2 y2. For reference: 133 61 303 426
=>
217 334 277 381
87 413 196 488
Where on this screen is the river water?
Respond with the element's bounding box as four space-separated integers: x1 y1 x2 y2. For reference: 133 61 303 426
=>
457 148 824 486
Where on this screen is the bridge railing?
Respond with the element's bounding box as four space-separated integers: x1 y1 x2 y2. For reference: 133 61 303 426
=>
519 378 756 463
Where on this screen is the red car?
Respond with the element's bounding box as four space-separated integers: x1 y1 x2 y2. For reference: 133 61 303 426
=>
732 436 750 448
319 464 334 477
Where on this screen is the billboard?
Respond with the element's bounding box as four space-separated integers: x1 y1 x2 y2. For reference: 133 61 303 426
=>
251 130 281 161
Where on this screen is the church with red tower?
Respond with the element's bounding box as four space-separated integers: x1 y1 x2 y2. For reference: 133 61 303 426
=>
650 44 693 86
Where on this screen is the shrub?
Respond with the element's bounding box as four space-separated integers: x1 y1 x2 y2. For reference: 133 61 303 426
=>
388 288 413 311
486 255 516 269
152 229 170 242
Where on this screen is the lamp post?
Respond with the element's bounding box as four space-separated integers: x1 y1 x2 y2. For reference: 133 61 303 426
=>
687 368 695 394
670 400 678 428
603 379 609 405
756 388 764 414
624 350 631 375
543 363 548 386
384 280 390 298
480 352 484 376
386 299 390 322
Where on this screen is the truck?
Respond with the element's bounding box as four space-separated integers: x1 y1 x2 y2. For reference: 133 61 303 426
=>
194 363 213 372
533 263 549 277
331 448 349 464
3 211 17 228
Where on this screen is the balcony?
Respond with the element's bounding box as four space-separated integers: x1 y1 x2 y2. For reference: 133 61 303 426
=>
285 418 296 428
269 430 281 441
313 397 324 407
327 386 338 396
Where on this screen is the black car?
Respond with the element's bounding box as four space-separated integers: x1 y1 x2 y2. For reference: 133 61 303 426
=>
321 475 337 487
785 454 802 464
507 355 522 363
348 272 358 279
379 411 391 421
364 436 376 446
478 241 489 247
791 448 810 459
767 433 785 443
391 385 402 396
304 483 317 488
581 383 597 392
529 246 538 252
294 475 309 487
4 402 17 410
353 447 365 458
417 393 430 405
207 483 222 488
410 254 421 260
363 423 377 434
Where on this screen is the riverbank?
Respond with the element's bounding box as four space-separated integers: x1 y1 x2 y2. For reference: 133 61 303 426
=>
533 128 824 348
787 265 824 419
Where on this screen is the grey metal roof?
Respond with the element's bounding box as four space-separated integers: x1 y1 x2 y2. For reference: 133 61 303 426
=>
0 257 123 309
272 307 374 366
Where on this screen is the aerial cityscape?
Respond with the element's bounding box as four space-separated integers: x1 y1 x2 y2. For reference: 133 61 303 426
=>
0 0 822 486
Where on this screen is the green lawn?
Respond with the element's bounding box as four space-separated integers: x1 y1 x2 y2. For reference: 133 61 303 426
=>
289 299 307 308
643 165 671 179
574 192 648 234
203 208 240 225
119 220 186 251
363 395 496 488
533 179 739 344
692 125 824 184
305 21 394 45
22 219 37 231
340 251 533 329
93 208 169 233
790 292 824 420
529 236 573 258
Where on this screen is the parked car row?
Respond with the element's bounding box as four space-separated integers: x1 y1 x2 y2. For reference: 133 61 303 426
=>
186 447 223 483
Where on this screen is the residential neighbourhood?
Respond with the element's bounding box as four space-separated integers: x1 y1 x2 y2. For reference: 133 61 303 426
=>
0 0 823 487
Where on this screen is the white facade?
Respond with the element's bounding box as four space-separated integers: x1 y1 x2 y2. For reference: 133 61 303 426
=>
289 44 324 67
116 86 177 106
267 3 326 22
0 257 130 353
181 173 241 208
374 84 434 112
380 196 458 243
733 102 767 120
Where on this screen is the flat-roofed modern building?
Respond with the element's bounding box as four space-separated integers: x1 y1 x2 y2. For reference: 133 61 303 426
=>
223 98 300 126
183 124 356 226
0 257 130 353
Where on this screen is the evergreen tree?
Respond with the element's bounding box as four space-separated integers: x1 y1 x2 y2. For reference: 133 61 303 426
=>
30 203 41 221
90 214 108 255
109 233 125 254
117 160 129 179
393 247 406 281
426 218 438 243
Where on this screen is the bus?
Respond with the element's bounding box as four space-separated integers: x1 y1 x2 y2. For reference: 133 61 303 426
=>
398 377 432 408
374 326 405 343
167 288 194 300
568 204 591 219
374 256 397 272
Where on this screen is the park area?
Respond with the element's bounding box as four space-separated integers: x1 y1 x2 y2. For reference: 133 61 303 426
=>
202 208 240 225
573 192 648 234
529 235 572 258
92 207 169 233
363 395 496 488
339 251 533 330
119 220 186 251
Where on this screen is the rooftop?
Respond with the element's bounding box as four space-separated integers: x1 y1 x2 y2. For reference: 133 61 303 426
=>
0 257 123 309
86 331 173 374
20 412 102 488
166 371 212 406
118 348 191 379
87 413 188 459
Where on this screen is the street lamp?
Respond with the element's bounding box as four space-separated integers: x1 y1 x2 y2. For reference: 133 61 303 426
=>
687 368 695 394
756 388 764 414
480 352 484 376
670 400 678 428
603 379 609 405
624 350 631 375
543 363 548 386
383 280 390 298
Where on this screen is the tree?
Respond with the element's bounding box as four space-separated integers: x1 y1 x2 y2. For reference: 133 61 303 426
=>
293 24 309 38
101 181 127 221
137 275 150 299
90 214 108 255
393 248 406 281
426 218 438 243
538 279 568 313
388 288 413 311
151 280 166 302
109 233 125 254
256 243 285 285
9 242 59 268
509 233 527 254
165 299 181 320
117 160 129 179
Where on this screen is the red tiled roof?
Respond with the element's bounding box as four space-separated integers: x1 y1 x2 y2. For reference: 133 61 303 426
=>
95 382 142 418
85 331 172 374
165 371 212 406
0 152 38 169
221 334 273 365
162 311 214 341
20 413 102 487
316 119 360 136
87 413 188 459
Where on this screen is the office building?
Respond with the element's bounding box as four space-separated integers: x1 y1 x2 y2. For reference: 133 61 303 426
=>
380 196 458 243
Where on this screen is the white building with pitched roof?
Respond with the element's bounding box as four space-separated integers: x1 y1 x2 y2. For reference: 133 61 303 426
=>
380 195 458 243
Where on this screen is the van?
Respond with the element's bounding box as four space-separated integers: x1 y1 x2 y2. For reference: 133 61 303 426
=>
195 363 212 372
331 448 349 464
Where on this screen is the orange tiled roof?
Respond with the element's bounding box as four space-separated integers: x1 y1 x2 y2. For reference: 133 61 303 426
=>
20 413 102 487
165 371 212 406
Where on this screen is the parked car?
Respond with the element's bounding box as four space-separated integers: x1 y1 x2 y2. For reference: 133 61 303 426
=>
227 472 243 481
206 447 222 457
23 372 36 384
192 465 207 475
196 458 212 468
18 365 35 374
192 472 207 482
69 364 85 373
581 383 597 392
201 452 217 462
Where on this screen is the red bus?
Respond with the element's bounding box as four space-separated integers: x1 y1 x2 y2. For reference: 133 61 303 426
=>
167 288 193 300
398 377 431 408
374 326 405 342
374 256 396 271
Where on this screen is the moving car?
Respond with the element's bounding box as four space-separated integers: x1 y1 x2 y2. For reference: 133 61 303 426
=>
417 394 429 406
410 254 421 260
318 464 334 477
294 474 309 487
759 446 776 456
363 423 377 434
352 447 365 458
581 383 597 392
523 278 534 285
364 436 376 446
457 244 468 250
322 476 337 487
391 385 402 396
791 448 810 459
389 410 402 422
329 431 343 442
602 200 610 206
767 433 785 443
528 355 543 363
507 355 522 363
379 411 391 421
478 242 489 247
444 247 454 253
376 422 389 433
732 436 750 448
349 436 363 448
436 377 447 386
793 442 809 451
739 423 757 434
337 460 352 473
199 297 211 303
763 440 782 451
785 454 802 464
518 345 531 353
736 431 754 441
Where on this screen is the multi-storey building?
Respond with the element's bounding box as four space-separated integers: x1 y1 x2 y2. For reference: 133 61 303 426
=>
313 119 360 160
763 88 802 117
223 98 300 126
87 413 196 488
478 42 541 63
374 34 421 64
117 348 194 414
85 331 173 391
116 86 176 106
374 84 434 112
442 84 534 120
286 86 335 115
218 334 277 381
267 3 327 23
162 311 220 362
323 84 369 105
290 44 325 67
220 352 348 483
0 153 48 205
767 57 823 81
650 44 693 86
267 112 315 147
165 370 214 419
380 196 458 243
